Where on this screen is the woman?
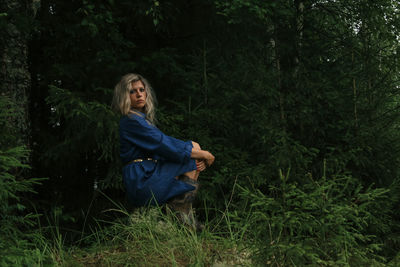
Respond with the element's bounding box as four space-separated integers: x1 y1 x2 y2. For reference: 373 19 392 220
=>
112 73 215 228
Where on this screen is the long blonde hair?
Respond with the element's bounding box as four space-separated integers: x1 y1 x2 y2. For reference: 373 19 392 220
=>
112 73 157 124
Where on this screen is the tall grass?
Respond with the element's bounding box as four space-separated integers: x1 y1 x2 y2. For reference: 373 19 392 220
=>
2 176 397 266
22 168 398 267
63 194 251 266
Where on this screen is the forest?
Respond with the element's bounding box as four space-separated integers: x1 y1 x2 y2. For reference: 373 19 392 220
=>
1 0 400 266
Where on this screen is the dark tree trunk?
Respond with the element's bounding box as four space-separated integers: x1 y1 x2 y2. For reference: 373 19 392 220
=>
0 0 33 149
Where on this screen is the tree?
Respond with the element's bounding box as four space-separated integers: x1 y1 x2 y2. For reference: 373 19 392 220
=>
0 0 34 149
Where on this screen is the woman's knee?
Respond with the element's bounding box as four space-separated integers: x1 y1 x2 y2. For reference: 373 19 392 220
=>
192 141 201 150
184 170 198 181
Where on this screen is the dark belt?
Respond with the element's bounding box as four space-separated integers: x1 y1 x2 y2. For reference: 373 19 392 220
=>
125 158 157 166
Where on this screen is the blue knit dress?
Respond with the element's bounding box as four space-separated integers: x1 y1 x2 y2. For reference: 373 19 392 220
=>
119 111 197 206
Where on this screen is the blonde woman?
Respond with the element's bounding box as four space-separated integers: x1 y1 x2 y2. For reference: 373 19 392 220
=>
113 73 215 229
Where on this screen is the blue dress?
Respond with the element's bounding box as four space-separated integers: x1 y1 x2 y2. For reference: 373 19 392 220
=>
119 111 197 206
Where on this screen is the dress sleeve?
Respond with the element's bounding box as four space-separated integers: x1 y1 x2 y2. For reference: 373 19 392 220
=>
121 114 193 163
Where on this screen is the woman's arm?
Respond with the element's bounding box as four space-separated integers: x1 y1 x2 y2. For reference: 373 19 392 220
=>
191 147 215 167
121 114 193 163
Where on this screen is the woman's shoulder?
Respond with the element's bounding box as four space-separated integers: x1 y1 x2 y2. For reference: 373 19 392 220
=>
120 111 150 128
120 111 144 121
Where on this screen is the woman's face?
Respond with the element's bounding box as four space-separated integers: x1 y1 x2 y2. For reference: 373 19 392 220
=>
129 80 147 111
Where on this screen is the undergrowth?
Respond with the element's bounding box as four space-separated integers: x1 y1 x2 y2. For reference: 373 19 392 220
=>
54 205 250 266
39 167 400 267
2 176 400 266
229 167 400 266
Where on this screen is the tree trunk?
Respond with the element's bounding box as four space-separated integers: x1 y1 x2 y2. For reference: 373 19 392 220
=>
294 0 304 78
0 0 32 149
269 23 285 125
352 50 358 132
203 39 208 106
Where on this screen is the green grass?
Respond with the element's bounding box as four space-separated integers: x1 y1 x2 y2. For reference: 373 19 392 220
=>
4 176 399 266
56 206 251 266
3 198 399 266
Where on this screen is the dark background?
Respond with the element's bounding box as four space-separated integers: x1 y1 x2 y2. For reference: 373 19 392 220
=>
1 0 400 265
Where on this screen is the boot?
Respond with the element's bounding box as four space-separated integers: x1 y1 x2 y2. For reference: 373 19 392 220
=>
167 175 204 231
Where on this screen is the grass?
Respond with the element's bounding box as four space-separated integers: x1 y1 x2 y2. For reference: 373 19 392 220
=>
6 187 252 266
4 195 399 266
55 206 252 266
9 174 399 266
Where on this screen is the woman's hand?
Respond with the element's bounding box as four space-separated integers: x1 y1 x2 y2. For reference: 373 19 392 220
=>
202 151 215 167
196 152 214 171
196 160 207 171
191 141 215 168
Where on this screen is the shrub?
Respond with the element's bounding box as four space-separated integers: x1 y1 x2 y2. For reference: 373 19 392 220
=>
231 168 391 266
0 95 48 265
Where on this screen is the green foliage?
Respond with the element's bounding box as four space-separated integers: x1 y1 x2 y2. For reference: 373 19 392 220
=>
231 169 392 266
22 0 400 264
0 95 51 265
63 205 249 266
45 85 121 190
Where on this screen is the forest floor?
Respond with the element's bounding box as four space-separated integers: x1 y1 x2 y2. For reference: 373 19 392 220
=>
50 207 252 266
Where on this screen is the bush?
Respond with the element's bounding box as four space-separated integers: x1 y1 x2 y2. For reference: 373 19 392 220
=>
0 95 49 265
231 167 391 266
